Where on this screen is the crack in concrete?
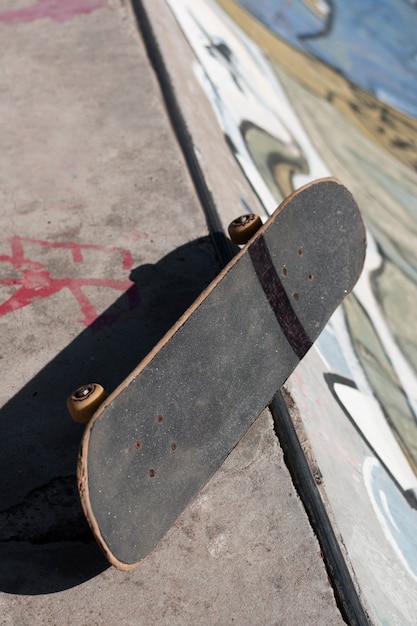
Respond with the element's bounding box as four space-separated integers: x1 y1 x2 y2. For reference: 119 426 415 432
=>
0 476 91 544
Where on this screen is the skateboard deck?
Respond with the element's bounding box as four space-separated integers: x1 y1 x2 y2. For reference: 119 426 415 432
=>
78 178 366 570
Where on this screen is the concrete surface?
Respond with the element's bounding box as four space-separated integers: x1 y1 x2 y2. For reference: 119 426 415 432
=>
0 1 344 623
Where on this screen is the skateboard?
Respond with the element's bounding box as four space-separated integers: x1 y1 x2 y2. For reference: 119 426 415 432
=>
75 178 366 570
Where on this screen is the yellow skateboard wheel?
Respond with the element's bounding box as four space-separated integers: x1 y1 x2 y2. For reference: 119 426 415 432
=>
67 383 107 424
228 214 262 245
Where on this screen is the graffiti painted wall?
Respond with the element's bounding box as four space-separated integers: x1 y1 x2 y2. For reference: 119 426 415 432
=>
165 0 417 621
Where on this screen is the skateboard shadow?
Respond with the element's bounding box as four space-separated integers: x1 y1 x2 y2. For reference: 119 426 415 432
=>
0 236 226 595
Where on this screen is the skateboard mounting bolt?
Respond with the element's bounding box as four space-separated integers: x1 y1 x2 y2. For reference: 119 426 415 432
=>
149 469 155 478
157 414 164 423
135 441 142 450
282 266 287 277
298 247 303 256
74 384 94 399
292 292 299 301
171 442 177 451
234 215 254 226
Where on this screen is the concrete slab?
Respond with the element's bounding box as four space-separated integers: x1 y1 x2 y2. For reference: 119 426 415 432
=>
0 0 344 623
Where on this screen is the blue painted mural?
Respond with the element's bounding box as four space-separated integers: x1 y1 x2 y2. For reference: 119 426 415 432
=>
237 0 417 119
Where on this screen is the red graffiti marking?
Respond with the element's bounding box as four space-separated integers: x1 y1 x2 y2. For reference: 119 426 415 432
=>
0 236 139 327
0 0 106 25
